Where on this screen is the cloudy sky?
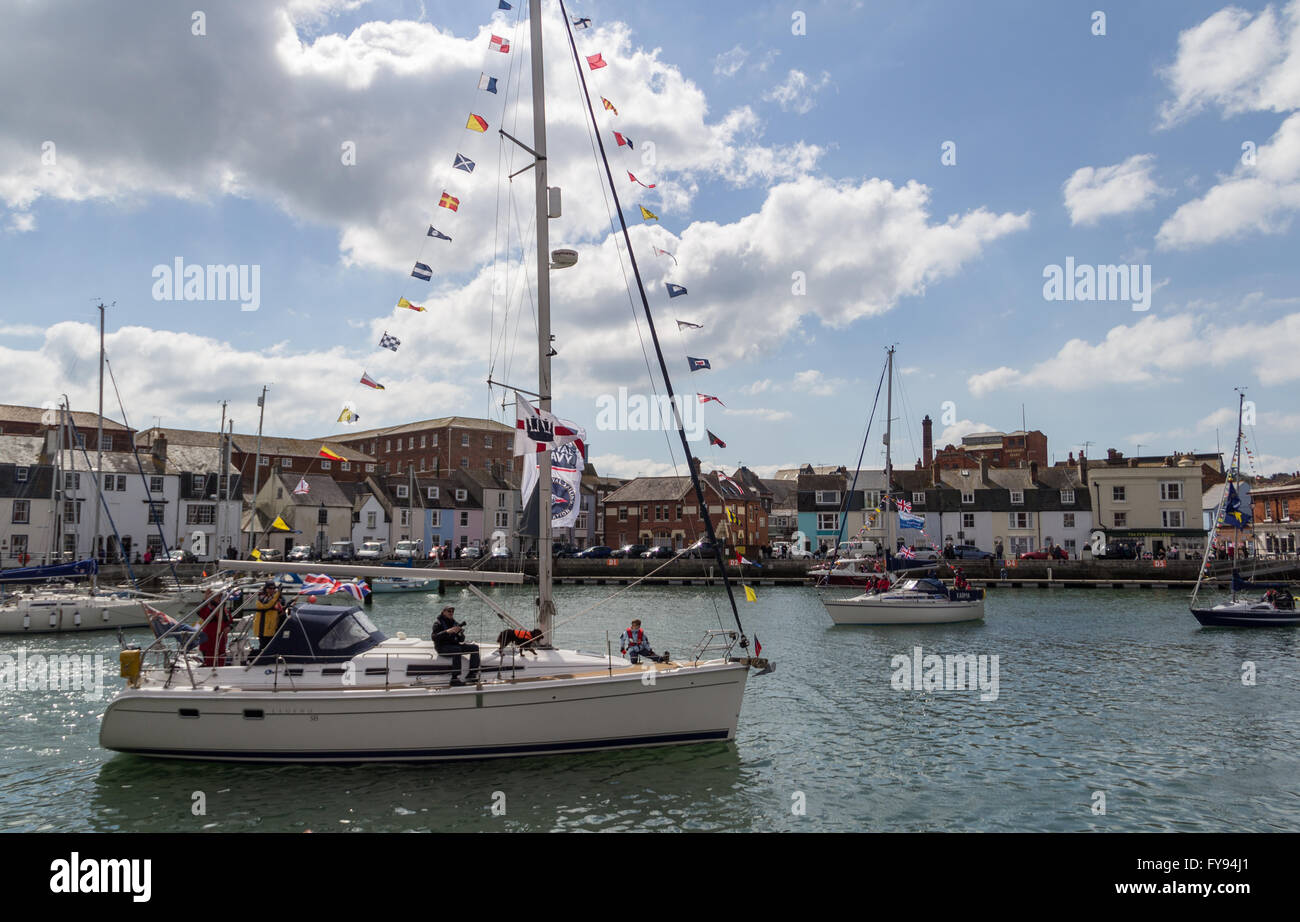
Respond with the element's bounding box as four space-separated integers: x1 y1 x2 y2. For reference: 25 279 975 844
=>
2 0 1299 479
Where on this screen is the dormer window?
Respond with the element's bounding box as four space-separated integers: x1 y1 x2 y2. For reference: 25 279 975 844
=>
456 489 467 501
961 490 974 504
1060 489 1075 504
427 487 439 500
1010 490 1024 505
815 490 840 506
911 492 925 506
396 485 409 499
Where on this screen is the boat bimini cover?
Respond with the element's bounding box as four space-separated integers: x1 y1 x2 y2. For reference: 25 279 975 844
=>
255 604 386 663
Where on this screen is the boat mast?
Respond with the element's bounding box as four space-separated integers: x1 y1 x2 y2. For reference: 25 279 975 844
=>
529 0 556 643
884 346 895 565
247 385 267 558
92 301 105 568
1231 389 1245 602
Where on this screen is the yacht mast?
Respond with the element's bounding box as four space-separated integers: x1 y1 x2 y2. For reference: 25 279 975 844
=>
93 301 105 566
885 346 895 564
530 0 556 644
247 385 267 558
1230 390 1245 602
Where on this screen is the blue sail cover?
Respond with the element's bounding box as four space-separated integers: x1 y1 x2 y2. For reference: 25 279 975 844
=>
0 559 98 582
1232 573 1292 592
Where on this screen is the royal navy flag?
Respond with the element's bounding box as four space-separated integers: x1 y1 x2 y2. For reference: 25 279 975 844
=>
687 356 711 372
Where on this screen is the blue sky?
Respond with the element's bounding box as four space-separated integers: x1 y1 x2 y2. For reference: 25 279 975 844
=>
2 0 1298 479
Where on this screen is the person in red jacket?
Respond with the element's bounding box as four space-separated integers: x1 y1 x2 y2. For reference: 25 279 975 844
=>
620 619 668 664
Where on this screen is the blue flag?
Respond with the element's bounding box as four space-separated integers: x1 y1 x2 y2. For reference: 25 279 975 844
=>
666 283 688 298
478 73 498 94
499 1 512 9
1222 482 1253 527
411 262 432 281
899 510 925 530
454 153 475 173
427 226 451 241
687 356 711 372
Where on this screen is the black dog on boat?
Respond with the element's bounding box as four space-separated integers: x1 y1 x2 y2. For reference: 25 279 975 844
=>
496 627 544 656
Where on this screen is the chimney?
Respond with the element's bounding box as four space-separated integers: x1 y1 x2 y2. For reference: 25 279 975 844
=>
1079 452 1089 484
151 434 168 463
1030 460 1039 484
690 456 702 477
1067 451 1075 467
922 414 933 467
1107 448 1121 461
931 461 940 487
979 455 991 486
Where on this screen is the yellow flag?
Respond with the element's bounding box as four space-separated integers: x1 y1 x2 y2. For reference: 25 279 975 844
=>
744 585 757 603
397 297 426 312
250 548 262 560
640 205 658 221
271 515 290 532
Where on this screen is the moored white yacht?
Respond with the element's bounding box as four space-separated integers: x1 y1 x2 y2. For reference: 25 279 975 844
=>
100 1 769 762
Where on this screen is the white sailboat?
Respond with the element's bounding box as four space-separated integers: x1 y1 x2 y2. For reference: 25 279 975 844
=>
99 1 768 761
822 347 985 625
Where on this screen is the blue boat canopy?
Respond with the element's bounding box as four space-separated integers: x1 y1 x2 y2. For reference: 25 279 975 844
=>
0 559 98 583
253 604 386 663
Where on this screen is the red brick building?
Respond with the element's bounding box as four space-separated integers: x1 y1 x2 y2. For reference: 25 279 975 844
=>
601 468 768 551
0 403 133 452
324 416 516 479
920 415 1049 471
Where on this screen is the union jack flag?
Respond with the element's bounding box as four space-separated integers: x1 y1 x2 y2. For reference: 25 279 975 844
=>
898 546 916 559
898 498 912 513
301 575 371 600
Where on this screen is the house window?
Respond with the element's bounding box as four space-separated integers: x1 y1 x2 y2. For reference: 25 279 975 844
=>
420 435 426 449
461 433 469 447
410 437 417 451
911 492 925 506
115 475 126 492
365 464 376 473
506 458 512 473
1114 512 1127 527
460 458 468 469
577 513 588 529
456 489 467 501
815 490 839 506
74 432 86 448
1063 513 1076 528
862 490 880 509
1064 539 1077 555
1112 485 1126 502
1008 511 1032 529
367 511 377 528
321 460 332 470
1060 489 1075 504
642 506 650 520
281 458 292 468
385 440 391 453
400 510 409 527
147 503 164 525
64 472 80 491
1160 482 1182 501
1010 491 1024 505
341 462 351 471
191 474 204 492
318 508 328 525
495 512 509 528
12 500 30 524
428 487 439 500
676 504 683 519
498 493 506 508
259 456 270 466
962 512 975 529
618 507 628 521
459 511 469 527
10 535 27 559
101 476 115 493
149 476 164 494
484 460 491 471
817 512 840 531
429 510 441 527
485 435 492 448
961 490 974 504
432 434 439 446
186 504 216 525
15 466 28 483
1162 509 1184 528
101 434 113 451
397 485 409 499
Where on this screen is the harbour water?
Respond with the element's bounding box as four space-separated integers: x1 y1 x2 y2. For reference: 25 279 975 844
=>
2 585 1297 832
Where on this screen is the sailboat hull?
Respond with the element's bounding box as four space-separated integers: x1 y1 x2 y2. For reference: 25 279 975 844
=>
99 661 750 762
0 595 186 634
1191 605 1300 628
824 595 985 625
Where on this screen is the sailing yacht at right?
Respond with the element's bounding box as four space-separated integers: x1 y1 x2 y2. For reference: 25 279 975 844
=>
1190 390 1299 627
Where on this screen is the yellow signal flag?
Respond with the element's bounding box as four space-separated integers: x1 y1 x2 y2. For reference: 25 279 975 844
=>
250 548 262 560
271 515 290 532
744 585 757 603
639 205 658 221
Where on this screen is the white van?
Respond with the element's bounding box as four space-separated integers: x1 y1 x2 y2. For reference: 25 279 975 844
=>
837 539 880 558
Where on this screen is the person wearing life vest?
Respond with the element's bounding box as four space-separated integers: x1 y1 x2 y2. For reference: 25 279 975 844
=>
195 589 232 667
253 581 286 649
953 568 970 591
621 619 667 664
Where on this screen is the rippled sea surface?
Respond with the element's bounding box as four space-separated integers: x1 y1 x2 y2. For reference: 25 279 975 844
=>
2 584 1298 832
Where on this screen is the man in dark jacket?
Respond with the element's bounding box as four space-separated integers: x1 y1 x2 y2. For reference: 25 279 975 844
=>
432 605 479 686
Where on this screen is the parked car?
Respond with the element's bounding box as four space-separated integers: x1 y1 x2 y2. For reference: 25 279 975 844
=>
326 541 356 561
392 540 423 560
1096 541 1137 560
949 544 994 560
490 545 511 558
1018 549 1051 560
356 541 387 560
642 544 675 559
612 544 649 559
164 549 196 563
897 544 940 561
459 545 482 559
576 545 613 558
286 544 315 562
684 538 719 559
256 547 284 561
552 542 578 558
837 539 880 558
